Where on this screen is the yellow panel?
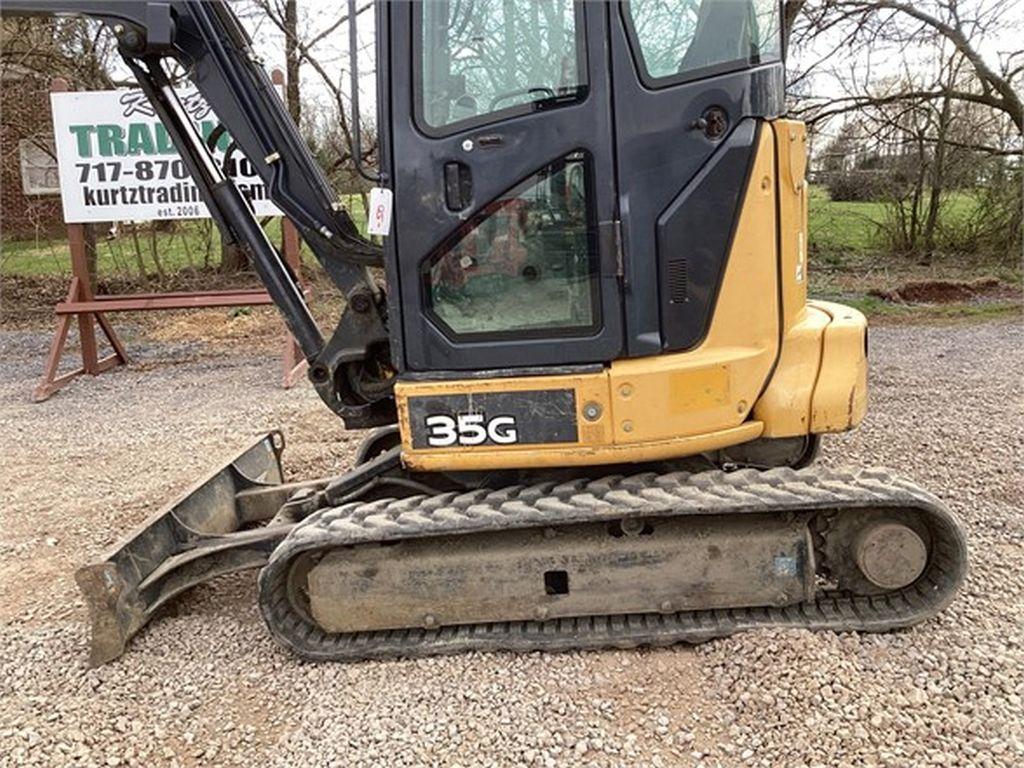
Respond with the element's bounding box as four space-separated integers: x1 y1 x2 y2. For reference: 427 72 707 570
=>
754 306 829 437
670 365 730 410
608 124 780 444
772 120 809 330
609 349 761 442
809 301 868 432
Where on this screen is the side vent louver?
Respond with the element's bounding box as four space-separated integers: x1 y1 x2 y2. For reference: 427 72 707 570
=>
667 258 688 303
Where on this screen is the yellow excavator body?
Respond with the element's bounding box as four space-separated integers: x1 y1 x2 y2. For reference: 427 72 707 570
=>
397 120 867 472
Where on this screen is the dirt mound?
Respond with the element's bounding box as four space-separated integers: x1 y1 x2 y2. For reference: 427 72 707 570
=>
0 274 70 319
869 277 1019 304
146 305 280 346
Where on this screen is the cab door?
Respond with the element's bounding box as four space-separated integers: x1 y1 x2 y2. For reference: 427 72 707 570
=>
383 1 622 372
608 0 786 354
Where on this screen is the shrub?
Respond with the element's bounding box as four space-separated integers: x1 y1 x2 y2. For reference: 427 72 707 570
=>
824 170 890 202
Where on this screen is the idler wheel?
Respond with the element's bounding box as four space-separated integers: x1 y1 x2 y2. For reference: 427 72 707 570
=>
854 521 928 590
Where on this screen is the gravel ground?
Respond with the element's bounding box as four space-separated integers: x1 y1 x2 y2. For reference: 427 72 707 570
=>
0 317 1021 768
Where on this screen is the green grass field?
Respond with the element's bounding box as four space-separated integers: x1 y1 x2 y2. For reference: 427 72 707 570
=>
806 186 987 260
2 187 982 278
807 185 886 257
3 188 1017 324
3 219 240 278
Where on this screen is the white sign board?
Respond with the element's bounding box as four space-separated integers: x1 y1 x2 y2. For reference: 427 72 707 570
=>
50 89 281 223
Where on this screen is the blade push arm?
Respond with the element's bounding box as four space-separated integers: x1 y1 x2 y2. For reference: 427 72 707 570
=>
4 0 394 427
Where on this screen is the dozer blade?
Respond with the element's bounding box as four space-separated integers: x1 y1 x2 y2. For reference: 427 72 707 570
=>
76 431 315 666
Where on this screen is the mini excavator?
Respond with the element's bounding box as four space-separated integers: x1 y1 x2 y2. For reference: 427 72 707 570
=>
5 0 967 665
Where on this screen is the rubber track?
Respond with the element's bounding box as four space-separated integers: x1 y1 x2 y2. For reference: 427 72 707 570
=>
257 466 968 662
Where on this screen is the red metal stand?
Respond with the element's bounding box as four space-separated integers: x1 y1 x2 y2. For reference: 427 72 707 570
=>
35 75 308 401
34 220 308 400
34 212 130 402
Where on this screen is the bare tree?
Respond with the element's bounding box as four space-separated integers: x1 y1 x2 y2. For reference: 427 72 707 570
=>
785 0 1021 262
245 0 376 191
0 15 120 90
283 0 301 124
790 0 1023 135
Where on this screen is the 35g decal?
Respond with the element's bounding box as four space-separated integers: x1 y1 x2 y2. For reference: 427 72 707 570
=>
424 413 518 447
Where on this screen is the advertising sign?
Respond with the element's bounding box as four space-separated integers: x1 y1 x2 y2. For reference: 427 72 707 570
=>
50 89 281 223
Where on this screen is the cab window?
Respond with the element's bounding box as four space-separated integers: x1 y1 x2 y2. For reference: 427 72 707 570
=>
423 152 599 339
625 0 781 83
417 0 586 134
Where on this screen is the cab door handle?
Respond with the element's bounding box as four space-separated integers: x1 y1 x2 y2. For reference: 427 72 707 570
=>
444 161 473 211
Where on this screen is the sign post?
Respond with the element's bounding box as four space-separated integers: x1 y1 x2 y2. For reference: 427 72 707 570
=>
35 79 129 402
273 69 307 388
35 72 307 401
